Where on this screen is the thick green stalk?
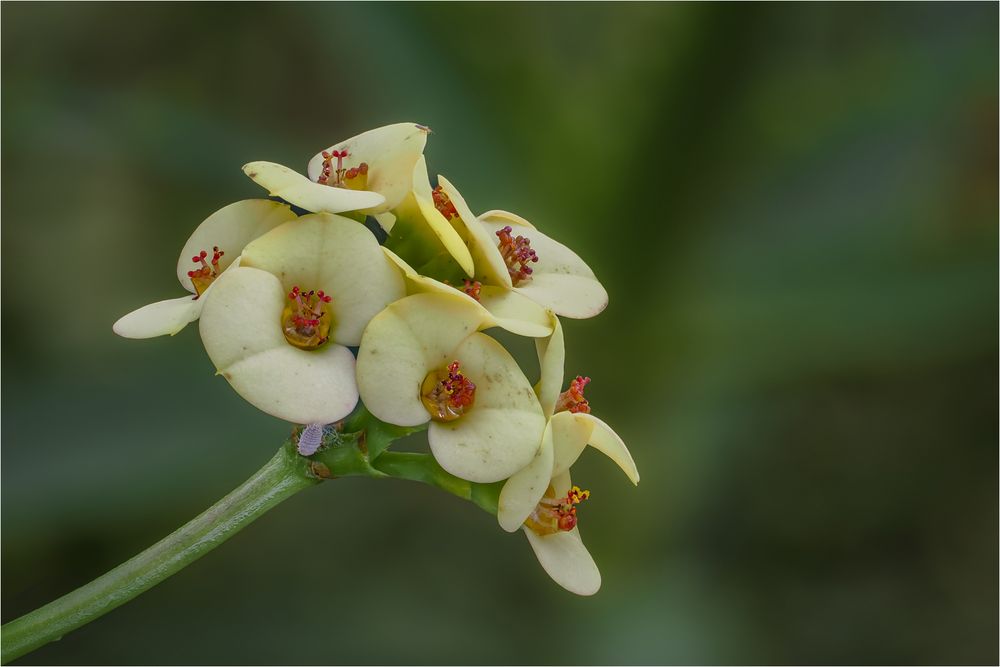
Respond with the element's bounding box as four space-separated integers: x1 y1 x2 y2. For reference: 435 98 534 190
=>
1 444 319 664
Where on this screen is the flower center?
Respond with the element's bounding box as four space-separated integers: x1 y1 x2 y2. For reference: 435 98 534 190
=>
461 279 482 301
431 186 459 220
187 246 225 297
317 149 369 191
281 286 333 350
421 360 477 422
524 485 591 536
495 225 538 286
444 278 482 301
554 376 591 414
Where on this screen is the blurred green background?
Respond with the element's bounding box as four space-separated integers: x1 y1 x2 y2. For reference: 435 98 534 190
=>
2 3 997 664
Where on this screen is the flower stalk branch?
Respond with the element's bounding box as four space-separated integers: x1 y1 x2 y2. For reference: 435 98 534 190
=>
373 452 503 514
1 444 316 664
1 411 495 665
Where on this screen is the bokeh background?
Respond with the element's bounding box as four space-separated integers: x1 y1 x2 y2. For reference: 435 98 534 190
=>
2 3 997 664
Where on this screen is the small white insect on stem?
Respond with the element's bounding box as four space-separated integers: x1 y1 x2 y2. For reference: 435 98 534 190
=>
296 423 325 456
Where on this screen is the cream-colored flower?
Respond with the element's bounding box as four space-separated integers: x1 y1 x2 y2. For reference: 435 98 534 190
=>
433 177 609 319
356 292 546 483
497 314 638 595
372 158 552 337
377 155 474 275
198 213 405 424
113 199 297 339
521 471 600 595
243 123 430 217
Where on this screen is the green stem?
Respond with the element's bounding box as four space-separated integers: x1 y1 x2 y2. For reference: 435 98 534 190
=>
2 416 499 664
1 444 318 664
373 452 503 515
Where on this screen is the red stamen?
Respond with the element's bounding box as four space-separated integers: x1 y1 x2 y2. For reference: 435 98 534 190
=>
443 361 476 409
432 186 459 220
555 375 591 414
462 279 482 301
495 225 538 286
317 149 367 189
421 360 477 422
282 284 333 350
188 246 226 296
528 485 591 535
317 149 349 185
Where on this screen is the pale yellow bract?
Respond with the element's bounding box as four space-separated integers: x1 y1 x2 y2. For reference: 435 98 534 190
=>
113 199 297 339
356 292 547 483
381 247 553 338
436 176 610 319
497 313 639 595
198 213 405 424
243 122 430 217
382 155 476 274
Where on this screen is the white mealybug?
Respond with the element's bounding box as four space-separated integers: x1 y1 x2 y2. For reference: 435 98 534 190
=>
297 423 324 456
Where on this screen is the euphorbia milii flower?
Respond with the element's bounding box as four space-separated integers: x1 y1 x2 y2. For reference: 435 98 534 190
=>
376 155 475 278
430 177 609 319
243 123 430 217
113 199 297 339
356 292 546 483
372 159 552 337
198 213 405 424
520 470 601 595
497 314 638 595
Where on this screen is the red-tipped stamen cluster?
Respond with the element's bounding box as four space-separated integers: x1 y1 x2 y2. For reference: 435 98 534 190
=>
555 375 591 414
317 149 347 185
282 286 333 349
496 225 538 286
187 246 225 296
432 186 459 220
287 286 331 330
440 361 476 410
461 279 482 301
536 485 592 532
187 247 224 279
318 149 369 188
421 360 477 422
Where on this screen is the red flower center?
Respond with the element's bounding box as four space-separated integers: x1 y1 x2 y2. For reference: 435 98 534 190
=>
187 246 225 297
421 360 477 422
281 285 333 350
495 225 538 286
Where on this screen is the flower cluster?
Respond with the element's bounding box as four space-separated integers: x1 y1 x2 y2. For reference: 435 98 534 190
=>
114 123 638 596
